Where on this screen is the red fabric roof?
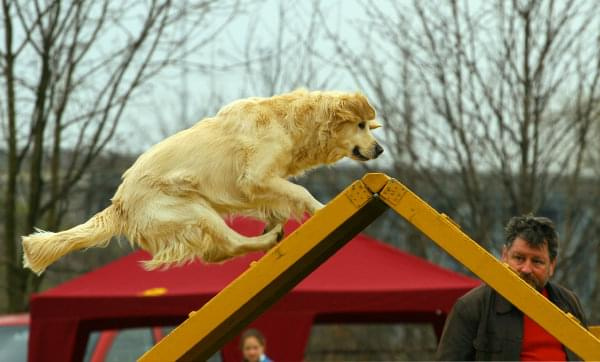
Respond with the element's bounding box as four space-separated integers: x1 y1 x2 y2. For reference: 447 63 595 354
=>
28 218 478 362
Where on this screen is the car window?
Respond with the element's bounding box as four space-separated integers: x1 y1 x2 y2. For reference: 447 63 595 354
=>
105 328 154 361
83 331 101 362
0 326 28 362
83 326 222 362
0 324 223 362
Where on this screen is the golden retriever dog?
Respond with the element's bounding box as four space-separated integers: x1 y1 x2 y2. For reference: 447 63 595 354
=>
22 89 383 273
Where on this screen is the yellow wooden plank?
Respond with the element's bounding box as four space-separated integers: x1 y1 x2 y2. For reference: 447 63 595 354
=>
138 179 388 362
591 326 600 339
361 172 390 193
379 177 600 361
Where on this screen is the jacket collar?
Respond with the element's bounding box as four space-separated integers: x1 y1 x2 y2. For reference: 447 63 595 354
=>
545 282 569 310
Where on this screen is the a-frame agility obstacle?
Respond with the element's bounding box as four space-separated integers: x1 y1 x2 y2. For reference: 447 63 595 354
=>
139 173 600 361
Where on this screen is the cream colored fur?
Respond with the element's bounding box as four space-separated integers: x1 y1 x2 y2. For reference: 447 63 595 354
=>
22 89 383 274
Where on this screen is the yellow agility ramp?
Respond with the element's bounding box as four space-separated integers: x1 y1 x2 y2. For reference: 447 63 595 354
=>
139 173 600 361
138 174 389 361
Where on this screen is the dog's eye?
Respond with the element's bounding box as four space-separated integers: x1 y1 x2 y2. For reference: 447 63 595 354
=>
358 122 366 129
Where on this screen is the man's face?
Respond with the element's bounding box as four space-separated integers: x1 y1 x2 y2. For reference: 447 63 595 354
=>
501 237 556 290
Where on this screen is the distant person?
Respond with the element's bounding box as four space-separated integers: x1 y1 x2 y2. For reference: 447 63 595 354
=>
241 328 273 362
436 214 588 361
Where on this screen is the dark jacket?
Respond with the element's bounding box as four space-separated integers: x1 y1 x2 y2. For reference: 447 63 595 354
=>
436 282 588 361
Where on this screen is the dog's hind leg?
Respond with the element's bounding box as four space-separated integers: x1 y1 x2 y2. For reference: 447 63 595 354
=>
176 207 283 265
198 210 283 262
142 215 282 269
263 218 285 242
219 227 282 258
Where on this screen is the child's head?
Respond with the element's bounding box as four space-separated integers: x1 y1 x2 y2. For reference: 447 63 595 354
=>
240 328 267 362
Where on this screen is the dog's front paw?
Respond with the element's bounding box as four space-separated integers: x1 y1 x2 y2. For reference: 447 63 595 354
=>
307 200 325 215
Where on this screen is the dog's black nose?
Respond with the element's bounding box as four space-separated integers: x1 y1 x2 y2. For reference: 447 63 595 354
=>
374 143 384 157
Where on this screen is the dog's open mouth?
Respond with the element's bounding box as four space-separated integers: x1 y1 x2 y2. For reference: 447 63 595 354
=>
352 146 370 161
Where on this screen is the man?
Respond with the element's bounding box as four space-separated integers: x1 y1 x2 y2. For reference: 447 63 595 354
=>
436 215 588 361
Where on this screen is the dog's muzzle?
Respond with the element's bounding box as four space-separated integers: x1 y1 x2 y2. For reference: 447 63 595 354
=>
352 146 369 161
353 144 384 160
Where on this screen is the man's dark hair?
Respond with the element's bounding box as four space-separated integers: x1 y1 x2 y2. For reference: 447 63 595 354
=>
504 214 559 260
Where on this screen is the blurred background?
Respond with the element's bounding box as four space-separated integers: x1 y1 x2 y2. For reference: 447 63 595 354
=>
1 0 599 360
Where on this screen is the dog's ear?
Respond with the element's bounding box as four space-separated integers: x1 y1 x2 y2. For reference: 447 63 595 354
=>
331 92 376 123
352 92 376 121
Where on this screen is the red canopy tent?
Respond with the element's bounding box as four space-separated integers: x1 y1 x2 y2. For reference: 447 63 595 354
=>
28 218 478 362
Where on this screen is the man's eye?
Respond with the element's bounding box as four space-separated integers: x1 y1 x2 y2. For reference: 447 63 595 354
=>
358 122 366 129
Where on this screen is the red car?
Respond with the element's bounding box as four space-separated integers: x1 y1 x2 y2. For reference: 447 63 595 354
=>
0 313 171 362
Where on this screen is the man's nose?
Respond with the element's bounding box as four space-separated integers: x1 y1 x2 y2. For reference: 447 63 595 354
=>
374 143 384 157
520 261 533 274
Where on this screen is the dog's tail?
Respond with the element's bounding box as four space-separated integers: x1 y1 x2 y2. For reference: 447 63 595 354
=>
22 205 121 275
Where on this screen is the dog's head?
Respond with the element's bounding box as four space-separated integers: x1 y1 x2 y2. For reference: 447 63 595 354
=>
327 92 384 162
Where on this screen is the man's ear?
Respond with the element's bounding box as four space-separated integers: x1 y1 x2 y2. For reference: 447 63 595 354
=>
501 245 509 262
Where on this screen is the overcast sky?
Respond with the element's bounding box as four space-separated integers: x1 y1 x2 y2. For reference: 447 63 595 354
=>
117 0 377 152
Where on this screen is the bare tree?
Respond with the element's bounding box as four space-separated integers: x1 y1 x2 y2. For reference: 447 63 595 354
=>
141 0 339 143
0 0 244 312
577 101 600 323
232 0 337 96
323 0 600 320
